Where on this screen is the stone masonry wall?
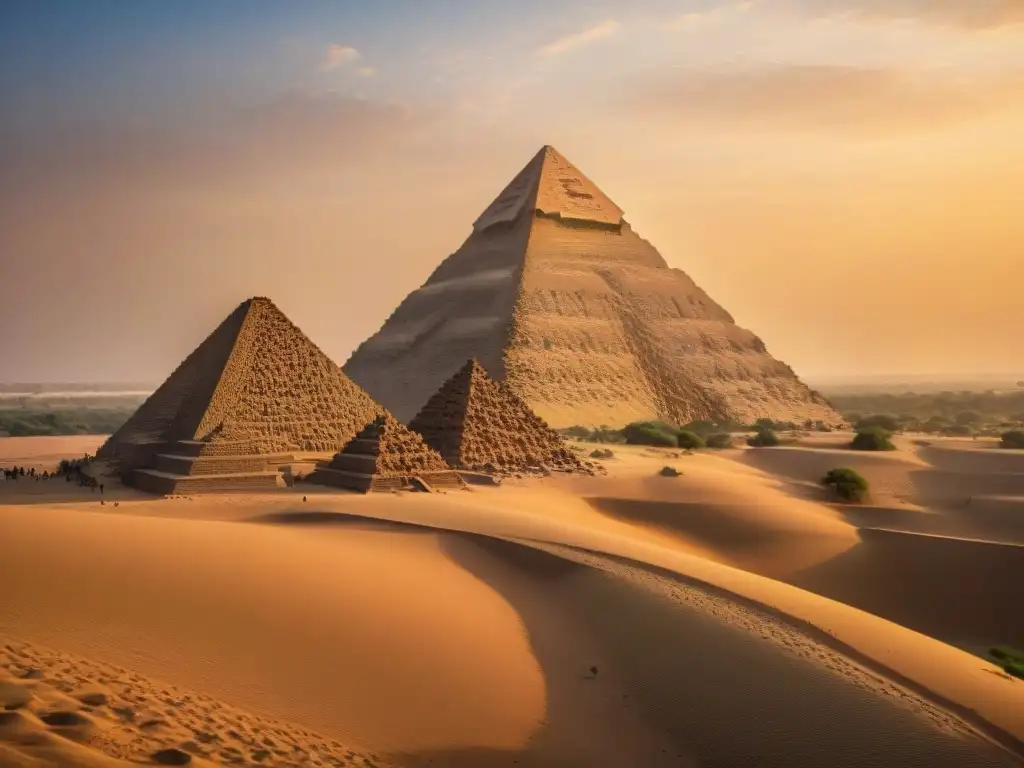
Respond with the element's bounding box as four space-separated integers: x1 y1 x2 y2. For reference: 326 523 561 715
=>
409 360 589 476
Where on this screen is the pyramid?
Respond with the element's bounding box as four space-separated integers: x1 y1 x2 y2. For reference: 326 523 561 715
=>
407 359 589 476
98 297 385 494
309 414 464 493
343 145 840 429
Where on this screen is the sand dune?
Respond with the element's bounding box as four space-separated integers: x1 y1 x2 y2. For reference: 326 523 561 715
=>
3 436 1024 766
737 437 1024 541
0 509 545 759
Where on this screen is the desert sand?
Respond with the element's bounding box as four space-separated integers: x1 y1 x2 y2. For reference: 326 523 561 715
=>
2 432 1024 766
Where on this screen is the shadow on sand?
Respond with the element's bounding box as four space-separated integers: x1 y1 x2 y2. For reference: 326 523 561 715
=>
245 503 1023 766
790 528 1024 649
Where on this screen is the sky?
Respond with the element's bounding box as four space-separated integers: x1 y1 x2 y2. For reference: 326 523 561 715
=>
2 0 1023 383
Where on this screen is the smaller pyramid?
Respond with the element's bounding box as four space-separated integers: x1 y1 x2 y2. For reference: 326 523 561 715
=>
408 359 589 476
99 296 385 494
310 414 465 493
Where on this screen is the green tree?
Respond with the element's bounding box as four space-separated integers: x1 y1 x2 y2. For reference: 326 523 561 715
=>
850 426 895 451
747 429 780 447
623 421 677 447
675 430 706 450
821 467 869 502
706 433 734 449
1001 430 1024 449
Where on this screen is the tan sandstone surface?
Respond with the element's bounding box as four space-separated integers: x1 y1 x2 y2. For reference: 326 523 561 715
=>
310 414 463 492
407 359 589 476
343 146 840 428
2 433 1024 767
97 297 384 494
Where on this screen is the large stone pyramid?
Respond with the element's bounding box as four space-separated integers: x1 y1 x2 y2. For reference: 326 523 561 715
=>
344 146 839 429
98 297 384 494
407 359 589 476
309 414 464 493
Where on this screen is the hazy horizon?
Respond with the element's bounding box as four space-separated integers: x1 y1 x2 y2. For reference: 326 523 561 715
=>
2 1 1022 384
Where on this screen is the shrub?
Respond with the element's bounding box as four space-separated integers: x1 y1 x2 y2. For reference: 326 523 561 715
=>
821 468 869 502
623 421 678 447
659 466 681 477
563 425 592 440
989 646 1024 679
675 430 706 450
850 426 895 451
747 429 780 447
855 414 899 433
705 432 734 449
990 645 1024 663
590 448 615 460
1001 430 1024 449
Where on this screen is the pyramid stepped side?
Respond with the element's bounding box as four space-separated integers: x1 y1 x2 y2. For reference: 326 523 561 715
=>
343 208 534 422
505 216 839 427
409 360 589 476
342 145 839 428
96 301 250 471
193 298 383 455
112 297 386 495
405 361 474 467
310 415 463 493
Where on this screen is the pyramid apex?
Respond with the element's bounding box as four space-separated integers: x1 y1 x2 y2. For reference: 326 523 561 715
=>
459 358 489 377
473 145 623 232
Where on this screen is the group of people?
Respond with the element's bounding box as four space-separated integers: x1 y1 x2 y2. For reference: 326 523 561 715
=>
1 454 103 493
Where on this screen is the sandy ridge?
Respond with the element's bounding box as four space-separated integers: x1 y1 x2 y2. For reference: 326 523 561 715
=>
0 637 397 768
520 539 1024 760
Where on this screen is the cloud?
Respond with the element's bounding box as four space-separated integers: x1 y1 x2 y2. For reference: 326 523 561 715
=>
623 64 1024 136
771 0 1024 30
0 92 431 194
538 19 620 56
357 66 376 77
322 44 361 71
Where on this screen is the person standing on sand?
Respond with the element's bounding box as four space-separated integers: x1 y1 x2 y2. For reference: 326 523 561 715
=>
99 483 104 495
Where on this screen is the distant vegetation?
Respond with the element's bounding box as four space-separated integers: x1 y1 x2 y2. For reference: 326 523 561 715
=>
1001 430 1024 450
849 426 895 452
747 428 781 448
705 433 734 449
0 407 133 437
674 430 706 450
622 421 679 447
821 468 869 502
562 417 816 450
830 389 1024 435
989 646 1024 679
